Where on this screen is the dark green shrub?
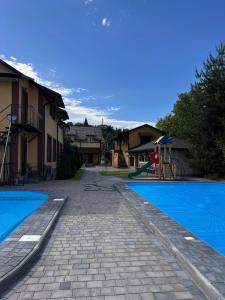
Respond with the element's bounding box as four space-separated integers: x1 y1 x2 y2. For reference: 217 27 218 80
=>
56 139 82 179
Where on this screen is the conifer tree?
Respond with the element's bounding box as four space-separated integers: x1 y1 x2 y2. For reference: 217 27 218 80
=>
157 43 225 177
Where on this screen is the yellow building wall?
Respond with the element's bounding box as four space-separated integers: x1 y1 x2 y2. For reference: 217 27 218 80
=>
16 79 39 172
17 79 28 171
124 151 129 166
44 105 64 170
0 82 12 131
113 126 162 168
129 126 161 149
18 78 29 122
27 135 38 169
17 132 37 173
0 63 66 177
29 83 39 112
113 135 129 167
26 84 39 170
111 150 118 168
58 127 64 144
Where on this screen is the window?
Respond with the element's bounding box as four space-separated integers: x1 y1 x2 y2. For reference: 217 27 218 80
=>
53 138 57 162
140 135 152 145
47 135 52 162
88 135 95 142
21 88 28 123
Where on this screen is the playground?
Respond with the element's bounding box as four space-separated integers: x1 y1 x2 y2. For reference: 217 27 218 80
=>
128 135 181 180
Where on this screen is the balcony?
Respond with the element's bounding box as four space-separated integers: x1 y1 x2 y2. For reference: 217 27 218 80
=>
12 105 42 133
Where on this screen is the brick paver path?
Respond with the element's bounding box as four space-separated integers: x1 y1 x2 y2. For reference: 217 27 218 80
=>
2 169 205 299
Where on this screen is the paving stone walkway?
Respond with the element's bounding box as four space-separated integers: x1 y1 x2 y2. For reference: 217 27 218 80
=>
2 169 206 300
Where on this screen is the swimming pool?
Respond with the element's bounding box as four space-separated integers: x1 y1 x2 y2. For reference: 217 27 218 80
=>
0 191 48 243
128 182 225 256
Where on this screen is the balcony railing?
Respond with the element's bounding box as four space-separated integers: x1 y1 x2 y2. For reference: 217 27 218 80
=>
13 104 42 133
0 104 42 133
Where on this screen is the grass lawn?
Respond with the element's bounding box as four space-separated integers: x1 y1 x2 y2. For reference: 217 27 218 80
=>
100 170 129 178
72 169 84 180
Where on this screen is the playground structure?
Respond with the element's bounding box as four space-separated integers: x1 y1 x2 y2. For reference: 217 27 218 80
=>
128 135 177 179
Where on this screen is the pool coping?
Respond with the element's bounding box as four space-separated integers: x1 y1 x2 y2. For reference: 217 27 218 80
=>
0 190 67 296
115 182 225 300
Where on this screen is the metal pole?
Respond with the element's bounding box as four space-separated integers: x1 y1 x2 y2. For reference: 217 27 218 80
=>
0 120 11 182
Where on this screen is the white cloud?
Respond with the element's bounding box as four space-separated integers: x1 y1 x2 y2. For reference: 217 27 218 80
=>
0 55 154 128
107 107 121 112
77 95 96 102
2 56 76 97
103 95 113 99
102 17 111 27
64 97 82 106
66 104 153 129
84 0 94 4
49 68 56 73
10 56 17 61
74 87 88 93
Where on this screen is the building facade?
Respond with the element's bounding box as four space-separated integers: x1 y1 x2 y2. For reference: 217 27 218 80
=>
111 124 163 168
68 121 103 166
0 59 68 183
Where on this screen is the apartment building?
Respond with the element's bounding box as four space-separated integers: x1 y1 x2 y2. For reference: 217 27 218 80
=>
68 120 103 166
0 59 68 183
111 124 163 168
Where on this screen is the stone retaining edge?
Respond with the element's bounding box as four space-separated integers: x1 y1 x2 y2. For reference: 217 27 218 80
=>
0 196 68 296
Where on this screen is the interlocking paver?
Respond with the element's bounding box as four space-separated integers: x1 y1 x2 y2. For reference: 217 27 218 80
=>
2 169 206 299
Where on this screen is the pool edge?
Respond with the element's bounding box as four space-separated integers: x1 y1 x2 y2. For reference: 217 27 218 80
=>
0 195 68 297
115 182 225 300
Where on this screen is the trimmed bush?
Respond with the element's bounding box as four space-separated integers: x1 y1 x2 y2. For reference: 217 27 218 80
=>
56 139 82 179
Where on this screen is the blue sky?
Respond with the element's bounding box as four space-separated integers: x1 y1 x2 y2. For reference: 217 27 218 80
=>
1 0 225 128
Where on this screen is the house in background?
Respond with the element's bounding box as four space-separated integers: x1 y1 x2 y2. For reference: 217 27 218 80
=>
68 119 103 166
111 124 163 168
0 59 69 183
111 123 193 175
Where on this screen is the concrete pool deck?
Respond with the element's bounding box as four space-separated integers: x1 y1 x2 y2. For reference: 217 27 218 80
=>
0 169 220 299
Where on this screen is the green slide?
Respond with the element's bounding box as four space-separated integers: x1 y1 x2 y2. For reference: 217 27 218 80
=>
128 161 152 178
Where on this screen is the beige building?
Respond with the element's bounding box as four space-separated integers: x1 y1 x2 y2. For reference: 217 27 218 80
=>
111 124 163 168
68 120 103 166
0 59 68 183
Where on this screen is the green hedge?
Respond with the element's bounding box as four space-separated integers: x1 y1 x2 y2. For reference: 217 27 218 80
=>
56 139 82 180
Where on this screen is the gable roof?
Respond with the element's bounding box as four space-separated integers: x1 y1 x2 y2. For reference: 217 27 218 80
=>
115 124 164 141
0 59 34 80
0 59 65 108
129 137 192 152
129 123 164 134
68 126 103 141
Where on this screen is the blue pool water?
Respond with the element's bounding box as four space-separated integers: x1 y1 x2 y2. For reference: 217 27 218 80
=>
128 182 225 256
0 191 48 243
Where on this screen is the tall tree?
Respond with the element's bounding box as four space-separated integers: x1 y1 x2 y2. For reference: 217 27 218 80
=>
192 43 225 176
156 43 225 177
